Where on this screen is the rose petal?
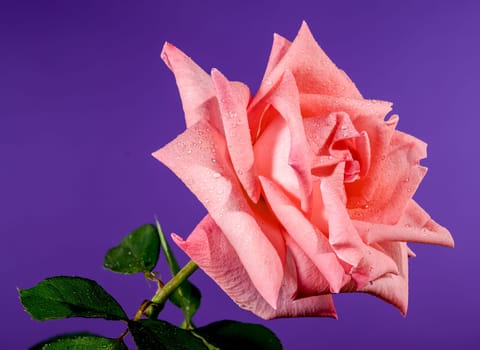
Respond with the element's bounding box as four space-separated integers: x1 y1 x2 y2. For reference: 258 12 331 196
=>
304 112 371 181
249 22 364 139
252 21 362 110
356 200 454 247
254 114 299 205
262 33 292 81
211 68 260 202
360 242 410 315
255 71 313 212
173 215 337 319
153 120 285 308
284 234 331 297
320 163 361 262
346 116 428 225
299 94 392 120
161 42 222 129
259 176 345 293
319 163 365 282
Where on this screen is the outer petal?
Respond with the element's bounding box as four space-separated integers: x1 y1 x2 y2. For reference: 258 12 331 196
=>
152 121 285 308
355 200 454 247
360 242 410 315
211 68 260 202
161 42 221 129
173 215 337 319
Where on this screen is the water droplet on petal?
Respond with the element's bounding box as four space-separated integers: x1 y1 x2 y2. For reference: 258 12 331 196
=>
213 172 221 178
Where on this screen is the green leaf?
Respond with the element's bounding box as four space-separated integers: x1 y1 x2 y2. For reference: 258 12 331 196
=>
104 224 160 274
30 333 127 350
194 320 283 350
19 276 128 321
155 219 201 327
128 319 207 350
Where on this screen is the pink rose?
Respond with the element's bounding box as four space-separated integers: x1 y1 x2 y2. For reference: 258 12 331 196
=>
153 22 453 319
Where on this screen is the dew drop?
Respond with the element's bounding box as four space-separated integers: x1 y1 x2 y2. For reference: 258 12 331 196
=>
404 177 410 183
187 149 192 154
237 169 244 175
213 172 221 178
127 251 132 256
211 158 217 163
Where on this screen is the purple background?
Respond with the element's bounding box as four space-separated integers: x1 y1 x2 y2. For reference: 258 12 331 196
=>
2 1 478 349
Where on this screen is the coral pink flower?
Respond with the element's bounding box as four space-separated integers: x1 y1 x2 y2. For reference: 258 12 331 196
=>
153 22 453 319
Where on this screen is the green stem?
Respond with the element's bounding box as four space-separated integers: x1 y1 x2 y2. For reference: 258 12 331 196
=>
151 260 198 306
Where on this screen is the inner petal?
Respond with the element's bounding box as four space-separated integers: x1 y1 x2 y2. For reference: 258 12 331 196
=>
254 114 302 206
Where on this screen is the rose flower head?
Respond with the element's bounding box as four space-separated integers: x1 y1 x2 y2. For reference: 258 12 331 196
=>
153 22 453 319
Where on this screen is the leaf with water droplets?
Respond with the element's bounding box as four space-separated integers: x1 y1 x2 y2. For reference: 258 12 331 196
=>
19 276 127 321
104 224 160 274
